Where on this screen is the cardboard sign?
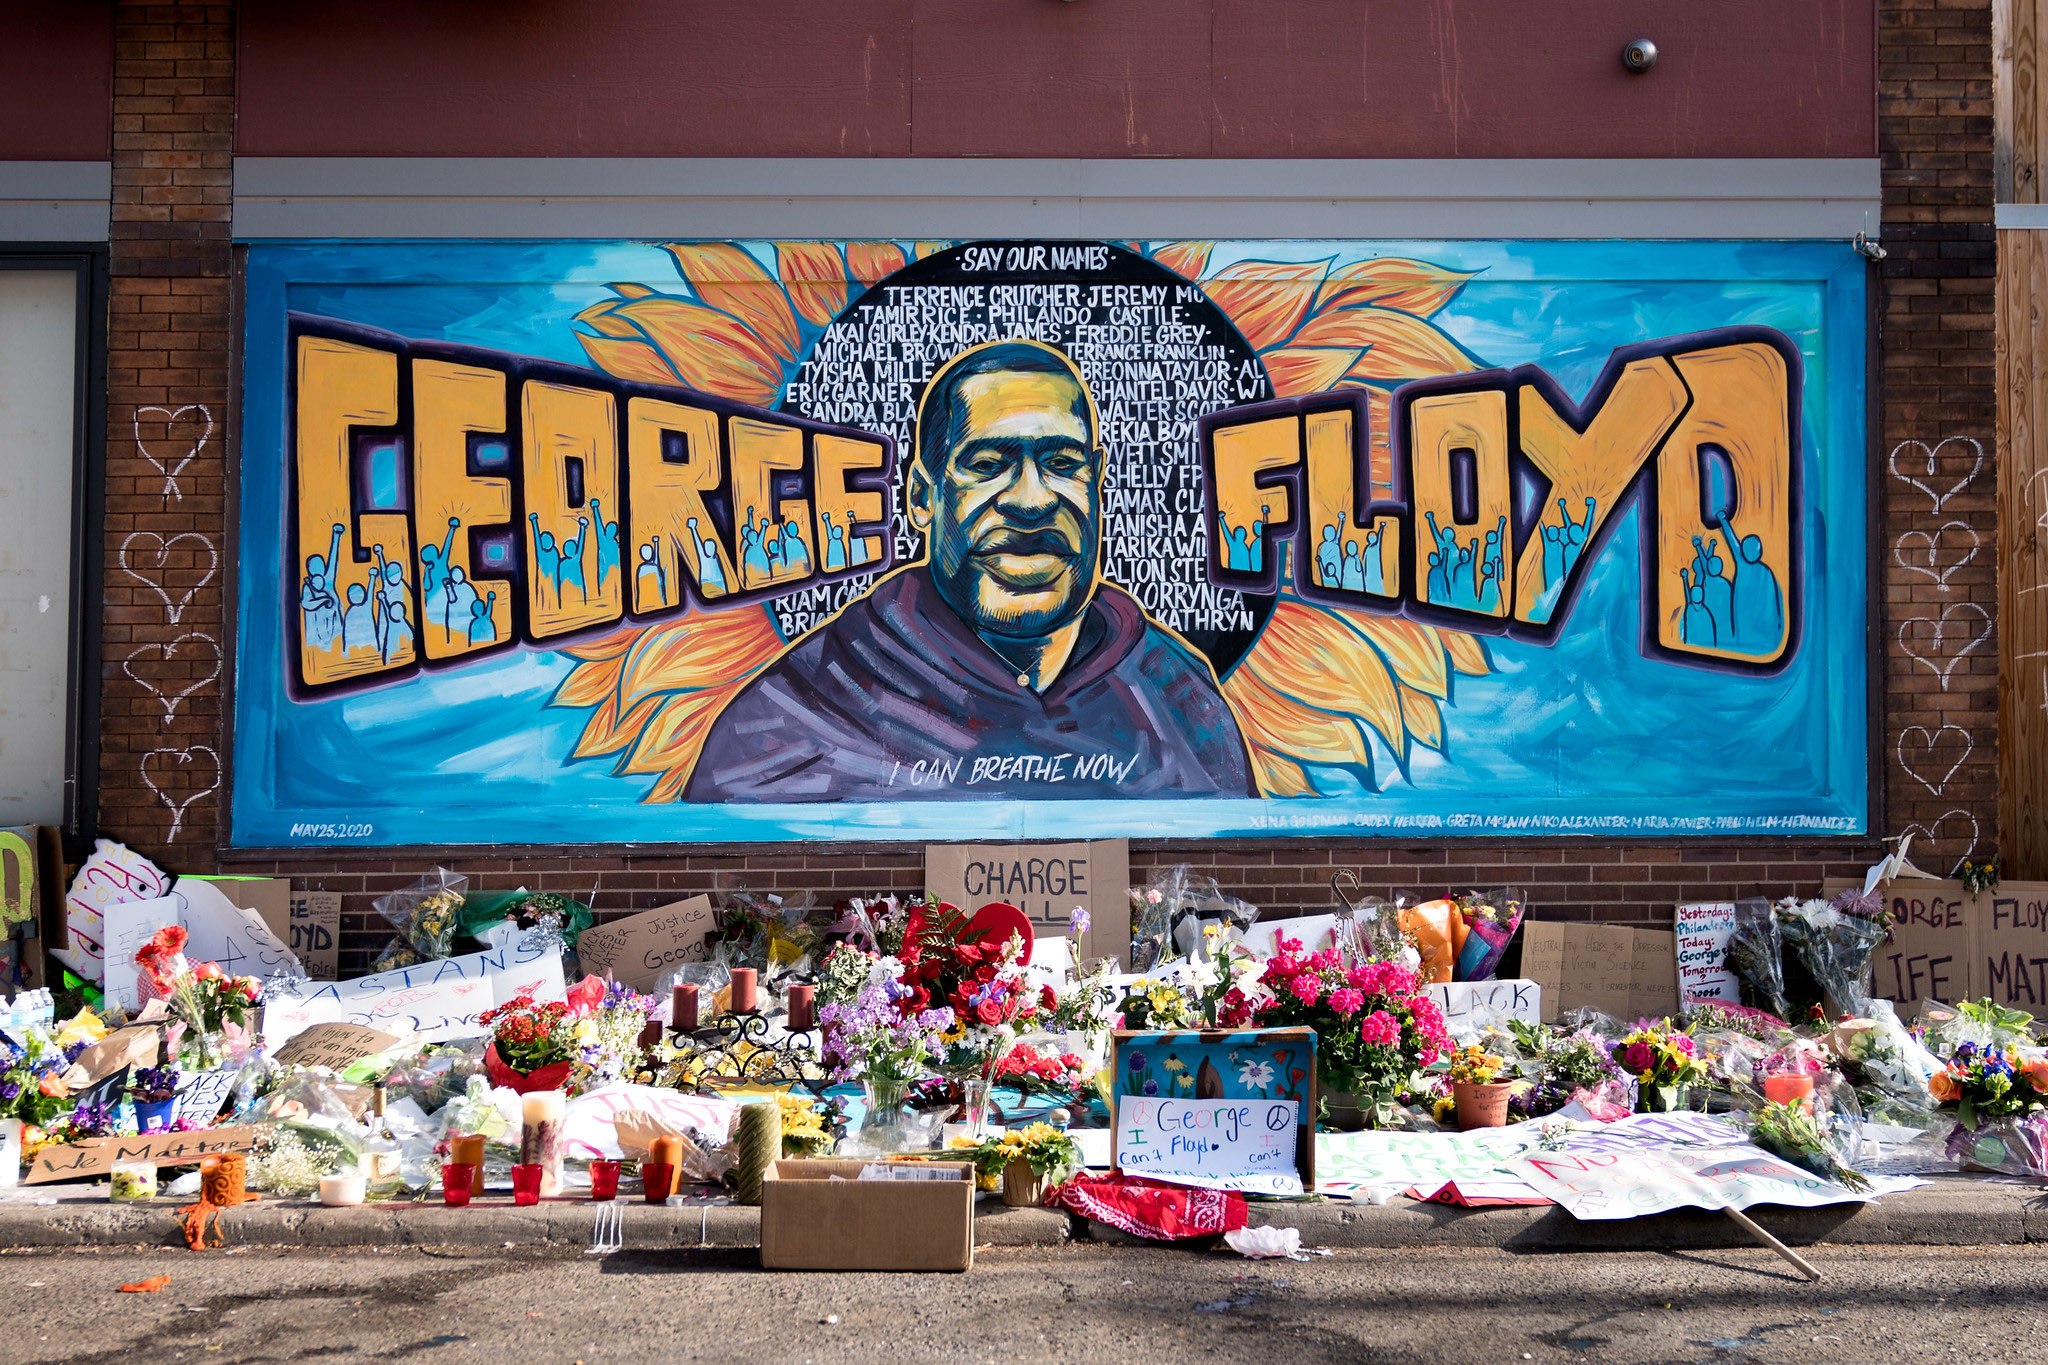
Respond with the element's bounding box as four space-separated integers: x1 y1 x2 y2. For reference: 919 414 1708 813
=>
1824 878 2048 1010
1115 1096 1303 1195
1316 1124 1547 1202
100 896 182 1014
58 839 170 980
271 1022 401 1071
1108 1027 1316 1193
288 891 343 981
169 878 303 981
27 1126 256 1184
925 840 1131 965
260 942 566 1046
1520 922 1679 1022
58 1024 158 1089
575 895 714 991
175 1068 240 1126
1673 901 1740 1003
188 876 293 944
1514 1145 1916 1219
1425 979 1541 1032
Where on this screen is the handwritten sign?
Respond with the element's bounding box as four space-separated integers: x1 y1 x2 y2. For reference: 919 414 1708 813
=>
57 839 169 981
1520 922 1678 1022
1825 878 2048 1010
170 878 302 981
1425 979 1540 1033
175 1068 240 1126
100 895 181 1014
1674 902 1740 1004
1514 1145 1917 1219
27 1126 257 1184
187 876 292 941
1115 1096 1303 1195
926 840 1131 964
271 1023 401 1071
260 942 566 1046
288 891 343 980
575 895 714 991
1316 1125 1547 1201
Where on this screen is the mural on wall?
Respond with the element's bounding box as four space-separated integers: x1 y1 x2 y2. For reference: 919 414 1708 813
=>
234 239 1867 845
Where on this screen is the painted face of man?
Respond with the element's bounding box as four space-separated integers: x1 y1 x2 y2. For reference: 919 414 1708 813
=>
913 368 1104 641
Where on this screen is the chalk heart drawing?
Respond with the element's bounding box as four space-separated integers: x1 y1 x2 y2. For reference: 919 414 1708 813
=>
1898 601 1992 688
119 531 217 626
1895 724 1972 796
133 404 213 502
122 633 221 722
139 745 219 843
1889 436 1984 514
1900 808 1979 871
1893 519 1980 593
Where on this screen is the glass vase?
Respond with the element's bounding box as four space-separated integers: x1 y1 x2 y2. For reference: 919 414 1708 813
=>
863 1076 908 1138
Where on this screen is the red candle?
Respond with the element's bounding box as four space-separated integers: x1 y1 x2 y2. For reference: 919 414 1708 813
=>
673 983 699 1031
728 967 758 1014
786 983 816 1031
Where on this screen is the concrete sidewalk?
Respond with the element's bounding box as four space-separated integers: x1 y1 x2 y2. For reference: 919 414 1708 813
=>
0 1174 2042 1253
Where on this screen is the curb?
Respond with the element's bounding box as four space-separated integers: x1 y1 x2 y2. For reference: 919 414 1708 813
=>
0 1176 2038 1253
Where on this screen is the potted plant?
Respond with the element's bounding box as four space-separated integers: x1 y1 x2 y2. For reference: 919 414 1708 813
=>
1254 941 1452 1129
477 991 577 1093
1447 1045 1513 1129
129 1064 181 1133
1611 1021 1708 1112
972 1122 1081 1207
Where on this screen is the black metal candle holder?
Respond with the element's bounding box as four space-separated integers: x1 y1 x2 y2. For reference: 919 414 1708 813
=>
667 1008 831 1099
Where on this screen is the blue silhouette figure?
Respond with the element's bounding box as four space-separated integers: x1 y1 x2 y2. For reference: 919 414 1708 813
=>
443 565 480 639
780 518 810 574
1315 524 1342 587
528 513 560 605
380 599 412 663
1361 527 1385 595
589 498 620 587
1476 516 1507 613
420 517 459 604
558 516 589 600
468 592 497 646
1715 510 1785 651
1679 568 1717 647
823 512 848 573
1341 538 1367 593
1423 511 1460 603
1692 534 1735 636
1247 504 1270 574
341 583 377 654
1540 520 1567 593
687 517 729 595
370 544 410 651
300 522 345 651
740 506 772 585
636 539 668 606
1560 496 1596 576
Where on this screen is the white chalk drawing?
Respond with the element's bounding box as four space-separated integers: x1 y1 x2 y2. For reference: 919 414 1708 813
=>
1897 601 1992 689
1893 520 1980 594
1889 436 1984 513
119 531 218 627
133 404 213 503
1895 724 1973 797
139 745 220 843
122 633 222 723
1899 808 1980 872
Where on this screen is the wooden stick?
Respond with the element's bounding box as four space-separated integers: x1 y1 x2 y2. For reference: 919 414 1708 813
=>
1724 1207 1822 1281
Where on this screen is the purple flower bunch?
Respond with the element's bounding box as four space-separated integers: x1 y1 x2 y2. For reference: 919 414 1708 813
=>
818 981 955 1086
68 1098 116 1138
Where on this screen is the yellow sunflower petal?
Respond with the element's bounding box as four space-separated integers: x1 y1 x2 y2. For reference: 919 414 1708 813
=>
551 644 629 709
576 299 645 339
1399 684 1445 752
1339 310 1480 385
575 332 685 387
847 242 909 288
608 296 787 405
1224 670 1378 769
912 241 948 260
572 692 665 762
774 242 851 327
1241 599 1406 760
1201 258 1328 350
617 689 734 777
614 609 787 711
1314 257 1478 318
1444 631 1493 677
610 282 657 301
1326 609 1452 700
1261 347 1361 396
1247 745 1318 797
662 243 801 363
1151 241 1214 280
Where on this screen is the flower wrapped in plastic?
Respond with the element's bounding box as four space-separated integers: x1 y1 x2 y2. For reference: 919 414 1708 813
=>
371 868 468 971
1451 888 1526 981
1723 896 1790 1020
1777 895 1888 1021
1127 865 1258 972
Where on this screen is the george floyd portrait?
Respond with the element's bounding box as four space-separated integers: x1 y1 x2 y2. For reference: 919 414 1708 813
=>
684 338 1257 803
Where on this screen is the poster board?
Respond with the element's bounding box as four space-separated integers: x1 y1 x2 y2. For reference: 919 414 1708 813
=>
1673 901 1740 1004
1824 878 2048 1009
57 839 169 981
1424 979 1541 1031
925 840 1131 966
260 941 566 1046
1513 1145 1911 1219
1108 1027 1316 1194
27 1126 257 1184
575 895 714 992
1520 922 1679 1022
288 890 343 981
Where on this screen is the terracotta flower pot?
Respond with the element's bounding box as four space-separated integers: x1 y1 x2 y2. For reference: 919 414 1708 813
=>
484 1043 574 1094
1001 1158 1046 1207
1453 1080 1513 1130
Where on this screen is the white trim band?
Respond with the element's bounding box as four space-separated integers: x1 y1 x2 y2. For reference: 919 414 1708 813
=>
234 157 1883 241
0 162 111 242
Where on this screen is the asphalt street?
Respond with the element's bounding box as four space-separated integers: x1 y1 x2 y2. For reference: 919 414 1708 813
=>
2 1242 2045 1364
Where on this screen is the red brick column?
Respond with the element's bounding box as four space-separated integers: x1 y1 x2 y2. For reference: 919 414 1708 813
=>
1877 0 1999 873
99 2 234 864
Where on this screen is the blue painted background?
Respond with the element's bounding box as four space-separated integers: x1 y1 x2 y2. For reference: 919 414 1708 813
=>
232 239 1867 846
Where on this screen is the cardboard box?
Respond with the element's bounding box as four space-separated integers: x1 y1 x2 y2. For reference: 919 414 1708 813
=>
1823 878 2048 1009
760 1159 975 1272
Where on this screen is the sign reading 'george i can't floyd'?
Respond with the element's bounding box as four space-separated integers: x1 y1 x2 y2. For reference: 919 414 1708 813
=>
233 238 1868 848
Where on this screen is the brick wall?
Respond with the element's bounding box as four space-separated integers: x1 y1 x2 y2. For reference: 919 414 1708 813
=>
84 4 1995 976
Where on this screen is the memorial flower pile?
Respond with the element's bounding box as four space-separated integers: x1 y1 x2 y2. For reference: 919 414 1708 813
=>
993 1044 1093 1106
1928 1041 2048 1129
1611 1022 1707 1090
817 980 955 1090
1255 937 1451 1103
1504 1025 1628 1119
565 977 655 1091
479 991 578 1088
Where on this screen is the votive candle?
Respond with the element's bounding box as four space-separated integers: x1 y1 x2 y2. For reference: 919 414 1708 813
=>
673 983 700 1031
520 1089 566 1198
728 967 758 1014
450 1133 485 1193
786 983 816 1032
